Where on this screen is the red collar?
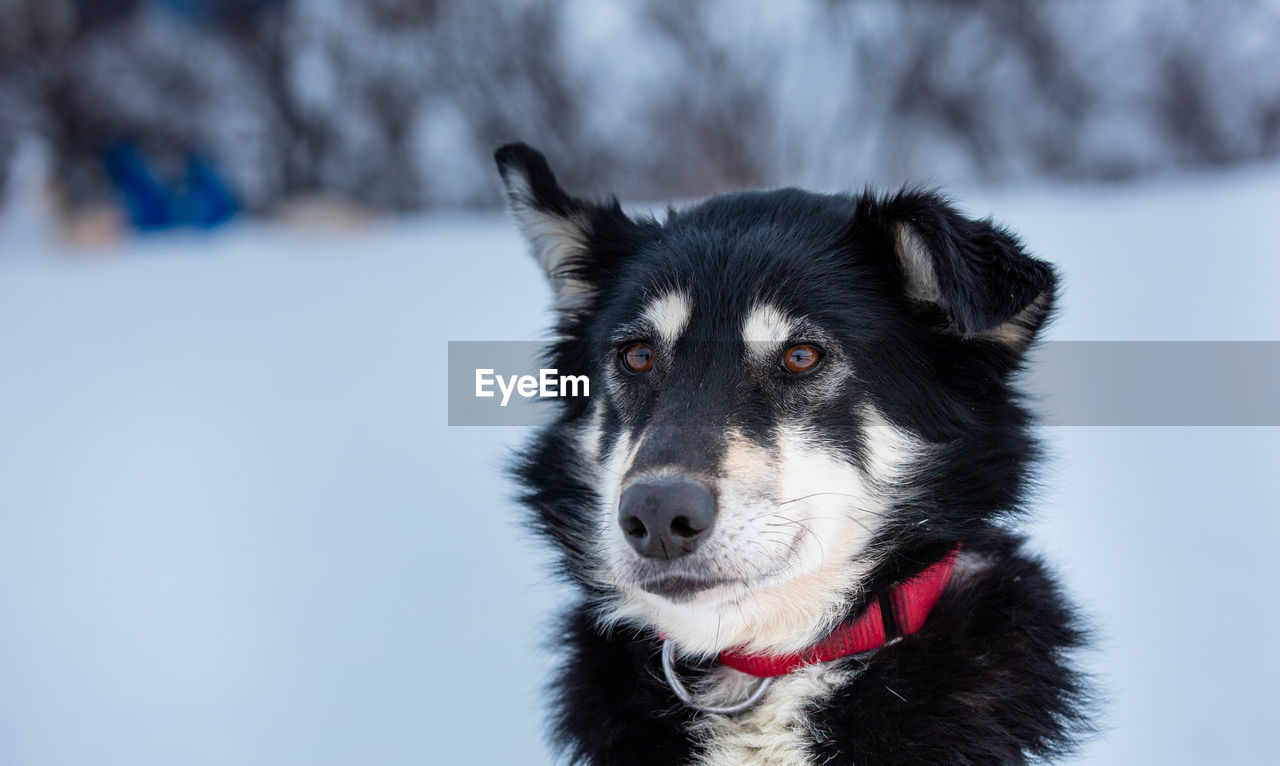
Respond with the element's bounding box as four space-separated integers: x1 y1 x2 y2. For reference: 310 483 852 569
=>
718 547 960 678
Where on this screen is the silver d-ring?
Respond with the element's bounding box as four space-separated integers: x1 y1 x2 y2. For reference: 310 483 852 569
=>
661 640 774 715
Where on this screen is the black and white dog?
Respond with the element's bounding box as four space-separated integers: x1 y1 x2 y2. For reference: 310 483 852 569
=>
495 143 1092 765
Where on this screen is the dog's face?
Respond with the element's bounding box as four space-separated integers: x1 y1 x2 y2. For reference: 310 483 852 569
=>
497 144 1054 655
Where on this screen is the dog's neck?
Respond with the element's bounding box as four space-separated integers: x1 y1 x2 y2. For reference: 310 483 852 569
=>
716 547 959 677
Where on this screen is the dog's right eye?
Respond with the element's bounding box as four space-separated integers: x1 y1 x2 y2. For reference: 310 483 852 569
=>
619 343 654 374
781 344 823 374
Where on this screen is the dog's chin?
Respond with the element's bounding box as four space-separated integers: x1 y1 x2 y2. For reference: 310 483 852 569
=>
624 560 796 609
619 551 801 609
634 574 743 604
615 567 832 655
609 547 871 655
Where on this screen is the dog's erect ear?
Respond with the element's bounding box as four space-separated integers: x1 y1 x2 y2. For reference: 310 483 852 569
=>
494 142 611 302
866 191 1057 350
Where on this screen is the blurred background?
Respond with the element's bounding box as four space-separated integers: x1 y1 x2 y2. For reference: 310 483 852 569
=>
5 0 1280 225
1 1 1278 765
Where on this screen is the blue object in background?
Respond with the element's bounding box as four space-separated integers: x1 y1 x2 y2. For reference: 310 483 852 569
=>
178 156 238 229
102 143 173 231
102 142 238 232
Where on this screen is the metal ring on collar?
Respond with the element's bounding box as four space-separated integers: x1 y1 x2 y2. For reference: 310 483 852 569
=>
661 640 774 715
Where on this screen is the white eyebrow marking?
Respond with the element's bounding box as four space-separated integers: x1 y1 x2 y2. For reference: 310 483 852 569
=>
742 302 796 360
643 291 693 345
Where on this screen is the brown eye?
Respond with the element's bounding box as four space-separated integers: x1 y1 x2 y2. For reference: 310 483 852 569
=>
781 344 822 374
620 343 654 373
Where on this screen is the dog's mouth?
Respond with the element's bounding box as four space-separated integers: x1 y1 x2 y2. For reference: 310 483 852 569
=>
624 541 803 605
636 574 739 602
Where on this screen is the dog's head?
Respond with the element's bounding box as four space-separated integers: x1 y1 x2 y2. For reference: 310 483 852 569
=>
497 143 1055 655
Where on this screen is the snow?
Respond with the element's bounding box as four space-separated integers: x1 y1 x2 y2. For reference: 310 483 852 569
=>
1 166 1278 764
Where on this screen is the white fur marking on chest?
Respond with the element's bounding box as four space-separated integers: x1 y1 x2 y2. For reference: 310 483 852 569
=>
692 664 847 766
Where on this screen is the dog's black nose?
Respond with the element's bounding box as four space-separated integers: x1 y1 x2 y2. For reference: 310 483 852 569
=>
618 477 716 559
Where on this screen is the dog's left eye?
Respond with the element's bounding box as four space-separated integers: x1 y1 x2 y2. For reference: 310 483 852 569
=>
619 343 654 374
781 344 822 374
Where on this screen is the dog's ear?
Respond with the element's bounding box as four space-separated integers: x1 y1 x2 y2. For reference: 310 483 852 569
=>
864 190 1057 350
495 142 630 305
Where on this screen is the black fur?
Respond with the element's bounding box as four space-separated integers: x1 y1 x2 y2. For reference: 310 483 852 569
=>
808 532 1090 765
549 611 699 766
497 142 1093 764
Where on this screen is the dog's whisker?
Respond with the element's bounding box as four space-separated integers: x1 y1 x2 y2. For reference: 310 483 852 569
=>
839 510 874 533
775 492 889 516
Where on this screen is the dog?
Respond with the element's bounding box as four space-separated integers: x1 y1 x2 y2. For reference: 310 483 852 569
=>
495 142 1092 765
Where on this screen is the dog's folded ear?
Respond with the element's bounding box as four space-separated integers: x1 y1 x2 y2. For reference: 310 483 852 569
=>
494 142 634 305
864 190 1058 350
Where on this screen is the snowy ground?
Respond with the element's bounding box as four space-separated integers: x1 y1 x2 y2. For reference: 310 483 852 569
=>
1 167 1278 765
